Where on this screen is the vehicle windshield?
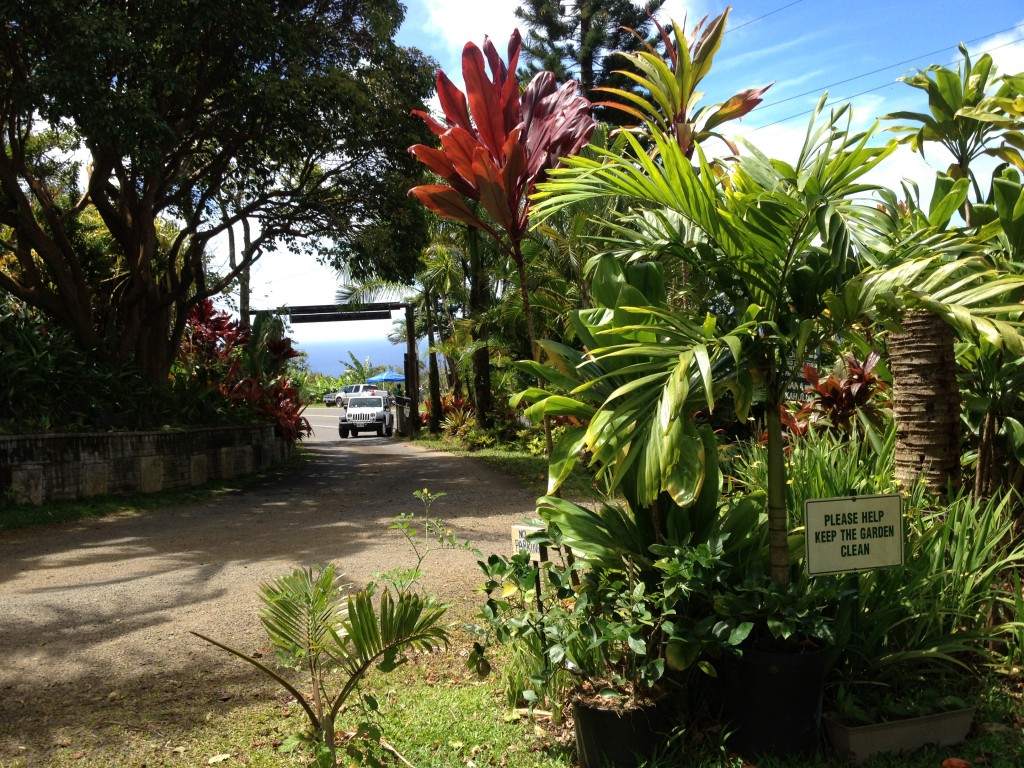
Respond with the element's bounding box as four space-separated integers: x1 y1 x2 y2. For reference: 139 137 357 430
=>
349 397 383 408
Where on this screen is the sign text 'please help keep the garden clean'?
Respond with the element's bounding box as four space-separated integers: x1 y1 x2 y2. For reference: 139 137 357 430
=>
804 493 903 576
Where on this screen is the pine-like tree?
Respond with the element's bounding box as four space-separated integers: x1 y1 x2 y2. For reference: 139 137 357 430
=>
514 0 665 121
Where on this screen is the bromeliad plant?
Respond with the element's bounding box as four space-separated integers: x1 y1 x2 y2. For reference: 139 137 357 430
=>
192 564 448 768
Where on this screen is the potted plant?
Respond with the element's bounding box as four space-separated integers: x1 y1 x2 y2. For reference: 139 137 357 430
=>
820 488 1024 762
472 464 774 768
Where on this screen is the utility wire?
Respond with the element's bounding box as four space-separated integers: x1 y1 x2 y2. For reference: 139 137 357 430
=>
725 1 803 34
758 23 1024 112
752 34 1024 132
548 0 804 75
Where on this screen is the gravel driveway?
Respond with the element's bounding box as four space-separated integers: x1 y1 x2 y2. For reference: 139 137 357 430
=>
0 408 541 763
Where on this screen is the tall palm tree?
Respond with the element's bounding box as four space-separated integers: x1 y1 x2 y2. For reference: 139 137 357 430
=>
882 46 1019 496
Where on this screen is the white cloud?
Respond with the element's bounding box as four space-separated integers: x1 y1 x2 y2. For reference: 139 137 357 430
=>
983 20 1024 76
657 1 716 27
417 0 521 66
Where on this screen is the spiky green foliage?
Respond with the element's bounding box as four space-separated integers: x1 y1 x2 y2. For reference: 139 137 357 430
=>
193 564 448 767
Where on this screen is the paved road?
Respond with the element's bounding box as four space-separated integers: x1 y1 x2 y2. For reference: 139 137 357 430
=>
0 412 540 760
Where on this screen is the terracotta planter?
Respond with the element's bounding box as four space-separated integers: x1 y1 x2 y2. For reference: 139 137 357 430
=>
572 700 663 768
823 707 975 764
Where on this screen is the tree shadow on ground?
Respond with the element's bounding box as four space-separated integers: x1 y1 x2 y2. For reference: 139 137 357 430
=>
0 438 539 764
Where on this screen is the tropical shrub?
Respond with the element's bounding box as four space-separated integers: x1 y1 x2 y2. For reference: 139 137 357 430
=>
420 392 474 427
829 489 1024 723
794 351 892 434
731 424 1024 722
1 295 180 432
175 300 311 443
193 564 449 768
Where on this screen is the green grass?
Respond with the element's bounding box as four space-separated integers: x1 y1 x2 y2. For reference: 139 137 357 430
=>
2 616 1020 767
411 432 599 500
357 647 574 768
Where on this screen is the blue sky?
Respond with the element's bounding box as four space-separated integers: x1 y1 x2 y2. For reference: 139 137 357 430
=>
247 0 1024 375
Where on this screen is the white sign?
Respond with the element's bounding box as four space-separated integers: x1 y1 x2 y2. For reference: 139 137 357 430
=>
805 494 903 576
511 525 546 562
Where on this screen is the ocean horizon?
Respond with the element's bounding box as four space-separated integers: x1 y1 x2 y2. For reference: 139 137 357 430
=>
295 338 421 377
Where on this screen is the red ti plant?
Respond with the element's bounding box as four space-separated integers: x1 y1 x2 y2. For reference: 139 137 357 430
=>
408 30 596 357
796 351 891 434
179 300 311 444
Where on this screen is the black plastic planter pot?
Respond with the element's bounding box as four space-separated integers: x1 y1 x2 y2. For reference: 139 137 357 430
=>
572 700 662 768
721 643 831 759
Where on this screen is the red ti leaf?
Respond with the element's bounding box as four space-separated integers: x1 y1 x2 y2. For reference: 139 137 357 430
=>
462 41 506 162
436 70 472 132
410 109 447 137
472 150 515 232
408 184 490 232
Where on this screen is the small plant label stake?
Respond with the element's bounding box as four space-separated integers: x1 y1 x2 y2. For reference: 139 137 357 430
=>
804 493 904 576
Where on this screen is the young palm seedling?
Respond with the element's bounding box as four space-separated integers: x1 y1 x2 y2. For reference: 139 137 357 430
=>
192 563 448 768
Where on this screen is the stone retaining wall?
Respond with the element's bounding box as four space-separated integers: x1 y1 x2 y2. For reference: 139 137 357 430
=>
0 425 290 506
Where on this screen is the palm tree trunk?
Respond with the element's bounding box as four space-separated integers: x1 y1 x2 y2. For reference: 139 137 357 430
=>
889 310 961 498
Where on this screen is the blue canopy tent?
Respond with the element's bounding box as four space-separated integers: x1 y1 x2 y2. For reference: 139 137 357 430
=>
367 370 405 384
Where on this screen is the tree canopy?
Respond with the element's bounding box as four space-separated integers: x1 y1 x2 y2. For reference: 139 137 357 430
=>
0 0 435 379
514 0 665 121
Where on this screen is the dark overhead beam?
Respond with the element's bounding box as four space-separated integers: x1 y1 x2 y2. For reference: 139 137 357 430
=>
287 311 393 323
249 302 408 317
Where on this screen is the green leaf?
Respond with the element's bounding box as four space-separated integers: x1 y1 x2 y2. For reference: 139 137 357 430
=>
927 174 969 228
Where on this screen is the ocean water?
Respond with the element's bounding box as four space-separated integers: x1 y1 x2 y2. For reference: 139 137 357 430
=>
295 339 417 377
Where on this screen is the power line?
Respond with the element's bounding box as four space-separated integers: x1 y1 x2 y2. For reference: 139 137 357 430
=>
757 23 1024 113
725 1 803 35
751 33 1024 132
541 0 805 75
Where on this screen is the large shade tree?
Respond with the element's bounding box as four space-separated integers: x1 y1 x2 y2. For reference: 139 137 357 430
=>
0 0 435 380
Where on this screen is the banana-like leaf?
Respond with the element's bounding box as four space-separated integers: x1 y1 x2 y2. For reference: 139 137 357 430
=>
537 495 653 570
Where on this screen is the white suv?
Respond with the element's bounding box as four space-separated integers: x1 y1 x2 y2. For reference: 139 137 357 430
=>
324 382 375 407
339 392 394 438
